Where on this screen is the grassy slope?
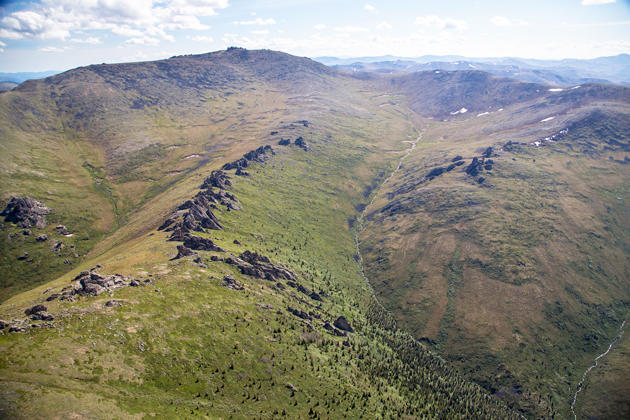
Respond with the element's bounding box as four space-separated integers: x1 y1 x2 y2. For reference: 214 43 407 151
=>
0 56 515 418
360 92 630 417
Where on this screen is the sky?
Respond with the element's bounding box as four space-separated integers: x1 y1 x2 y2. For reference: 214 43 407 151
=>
0 0 628 72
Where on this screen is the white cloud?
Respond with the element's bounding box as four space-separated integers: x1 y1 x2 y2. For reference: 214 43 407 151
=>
414 15 468 31
334 26 369 33
364 4 376 13
581 0 615 5
234 18 276 26
0 0 228 45
39 46 69 52
314 24 326 30
490 16 528 27
0 40 5 47
252 30 269 35
70 36 101 44
376 21 392 30
189 35 213 42
125 36 160 46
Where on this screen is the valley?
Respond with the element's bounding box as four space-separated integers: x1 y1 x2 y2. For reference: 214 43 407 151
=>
0 48 629 419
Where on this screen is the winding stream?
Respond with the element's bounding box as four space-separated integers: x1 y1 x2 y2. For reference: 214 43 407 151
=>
354 131 422 310
570 318 628 419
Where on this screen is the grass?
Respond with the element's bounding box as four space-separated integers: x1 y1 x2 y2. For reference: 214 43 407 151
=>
0 55 517 419
360 100 630 418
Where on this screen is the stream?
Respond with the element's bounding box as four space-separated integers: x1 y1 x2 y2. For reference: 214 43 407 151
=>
354 132 422 310
570 318 628 419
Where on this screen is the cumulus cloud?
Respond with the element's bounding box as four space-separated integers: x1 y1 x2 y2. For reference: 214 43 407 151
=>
125 36 160 46
189 35 214 42
39 46 69 52
0 0 228 45
234 18 276 25
364 4 376 13
334 26 369 33
490 16 528 27
70 36 102 44
414 15 468 31
252 30 270 35
314 24 326 30
581 0 615 5
376 21 392 30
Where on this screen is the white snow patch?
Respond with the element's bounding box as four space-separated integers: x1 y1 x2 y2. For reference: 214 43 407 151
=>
183 154 202 159
435 70 440 73
548 88 564 92
540 116 555 122
64 234 74 237
498 108 504 112
450 107 468 115
571 85 581 90
533 141 542 147
468 63 476 69
477 112 489 117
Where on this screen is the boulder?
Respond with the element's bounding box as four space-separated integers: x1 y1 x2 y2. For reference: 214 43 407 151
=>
36 234 48 242
55 225 69 235
294 137 308 150
25 304 47 316
278 138 291 146
333 316 353 332
174 244 195 259
31 311 54 321
452 155 463 162
1 196 50 228
22 229 31 236
426 167 446 179
222 275 244 290
182 235 225 252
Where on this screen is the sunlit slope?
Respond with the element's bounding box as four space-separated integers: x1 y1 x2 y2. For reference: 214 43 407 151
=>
360 85 630 417
0 50 517 418
0 48 373 301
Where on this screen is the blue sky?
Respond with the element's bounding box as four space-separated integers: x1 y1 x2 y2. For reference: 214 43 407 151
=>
0 0 628 71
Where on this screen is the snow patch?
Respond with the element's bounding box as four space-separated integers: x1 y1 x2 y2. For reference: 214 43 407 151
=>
183 154 202 159
477 112 489 117
571 85 581 90
540 116 555 122
498 108 504 112
450 107 468 115
548 88 564 92
434 70 440 73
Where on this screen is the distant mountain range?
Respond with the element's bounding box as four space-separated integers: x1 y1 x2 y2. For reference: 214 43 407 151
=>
315 53 630 86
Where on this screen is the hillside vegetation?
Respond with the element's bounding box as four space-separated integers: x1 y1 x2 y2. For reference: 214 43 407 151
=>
1 48 629 418
0 49 518 419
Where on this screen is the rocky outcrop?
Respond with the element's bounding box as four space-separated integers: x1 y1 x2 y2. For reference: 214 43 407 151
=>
225 250 296 282
333 316 354 332
294 137 308 150
55 225 69 235
278 138 291 146
222 275 244 290
465 157 483 177
200 170 232 190
222 145 274 170
174 244 196 259
182 234 225 252
36 234 48 242
426 167 446 180
46 268 137 301
159 170 241 241
1 196 50 228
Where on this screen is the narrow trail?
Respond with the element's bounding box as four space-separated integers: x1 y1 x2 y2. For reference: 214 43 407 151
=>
570 318 628 419
354 131 422 312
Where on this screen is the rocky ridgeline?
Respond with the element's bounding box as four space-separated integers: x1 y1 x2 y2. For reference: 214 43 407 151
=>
222 145 274 174
1 196 50 228
159 169 239 242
